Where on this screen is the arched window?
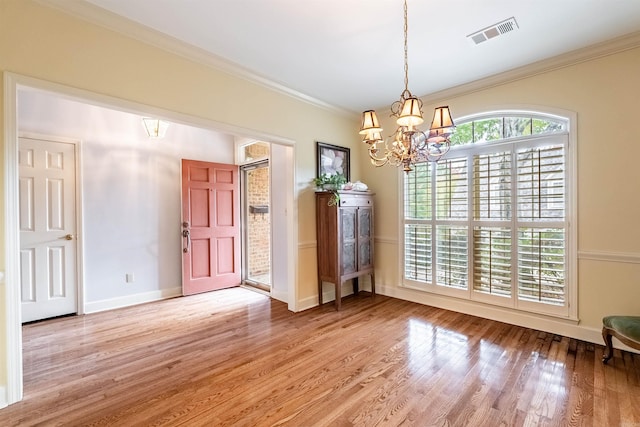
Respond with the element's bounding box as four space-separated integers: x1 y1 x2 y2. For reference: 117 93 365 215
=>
403 111 575 318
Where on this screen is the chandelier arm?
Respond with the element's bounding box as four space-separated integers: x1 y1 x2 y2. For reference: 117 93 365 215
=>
368 142 391 163
368 146 390 167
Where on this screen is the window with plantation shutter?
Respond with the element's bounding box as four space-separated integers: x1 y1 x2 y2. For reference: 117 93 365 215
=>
402 112 575 319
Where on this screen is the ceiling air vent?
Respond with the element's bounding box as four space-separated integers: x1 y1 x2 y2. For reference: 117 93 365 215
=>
468 17 519 45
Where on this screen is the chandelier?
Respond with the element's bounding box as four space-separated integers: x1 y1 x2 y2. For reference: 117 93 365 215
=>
359 0 455 172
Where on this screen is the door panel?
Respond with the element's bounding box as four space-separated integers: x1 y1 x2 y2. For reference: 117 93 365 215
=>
19 137 78 323
340 208 357 275
358 207 373 269
216 237 235 274
182 159 240 295
191 238 211 278
190 188 210 227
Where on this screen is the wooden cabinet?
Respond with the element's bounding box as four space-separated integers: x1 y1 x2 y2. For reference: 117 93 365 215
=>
316 191 375 310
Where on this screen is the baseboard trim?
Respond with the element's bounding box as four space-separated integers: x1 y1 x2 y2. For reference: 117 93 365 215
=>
270 289 288 304
0 386 7 409
378 284 640 354
84 287 182 314
298 282 358 312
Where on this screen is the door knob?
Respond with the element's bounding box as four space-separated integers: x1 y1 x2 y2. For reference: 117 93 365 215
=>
64 234 74 240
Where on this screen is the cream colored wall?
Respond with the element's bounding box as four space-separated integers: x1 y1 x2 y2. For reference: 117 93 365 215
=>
2 0 638 403
362 46 640 332
0 57 6 393
0 0 360 396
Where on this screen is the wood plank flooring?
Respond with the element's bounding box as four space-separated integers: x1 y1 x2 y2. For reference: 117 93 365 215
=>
1 288 639 426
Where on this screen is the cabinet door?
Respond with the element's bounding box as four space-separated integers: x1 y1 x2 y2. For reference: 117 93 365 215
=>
358 207 373 269
340 208 357 275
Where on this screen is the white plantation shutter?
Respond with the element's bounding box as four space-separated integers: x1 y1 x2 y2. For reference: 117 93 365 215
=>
517 145 565 221
473 227 511 297
434 158 468 290
436 225 468 289
404 225 432 282
471 151 512 299
516 144 565 305
518 228 565 305
473 152 511 220
437 158 467 219
404 161 433 283
405 162 431 220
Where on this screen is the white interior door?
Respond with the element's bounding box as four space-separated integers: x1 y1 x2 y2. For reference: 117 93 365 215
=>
19 137 78 323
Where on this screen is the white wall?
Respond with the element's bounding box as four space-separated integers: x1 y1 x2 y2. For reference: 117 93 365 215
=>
18 89 234 307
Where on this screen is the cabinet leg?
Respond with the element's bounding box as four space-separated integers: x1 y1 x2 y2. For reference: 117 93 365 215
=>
335 280 341 311
353 277 359 295
371 272 376 297
318 277 323 306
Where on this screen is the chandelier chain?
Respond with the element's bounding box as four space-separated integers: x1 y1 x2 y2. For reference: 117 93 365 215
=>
403 0 409 92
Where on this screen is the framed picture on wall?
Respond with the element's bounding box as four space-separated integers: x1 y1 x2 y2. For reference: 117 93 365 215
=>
316 141 350 181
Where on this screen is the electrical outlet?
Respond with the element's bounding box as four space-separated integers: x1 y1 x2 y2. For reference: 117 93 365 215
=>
126 273 135 283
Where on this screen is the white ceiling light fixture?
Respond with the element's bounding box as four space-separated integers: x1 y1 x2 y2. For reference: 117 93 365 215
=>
359 0 455 172
142 118 170 138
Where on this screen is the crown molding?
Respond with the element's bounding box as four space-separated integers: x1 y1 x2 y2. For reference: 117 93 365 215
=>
422 30 640 104
35 0 352 116
35 1 640 117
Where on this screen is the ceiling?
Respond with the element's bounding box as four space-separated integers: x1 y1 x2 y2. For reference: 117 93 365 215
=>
63 0 640 113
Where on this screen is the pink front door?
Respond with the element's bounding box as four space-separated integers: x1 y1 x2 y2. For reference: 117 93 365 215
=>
181 160 240 295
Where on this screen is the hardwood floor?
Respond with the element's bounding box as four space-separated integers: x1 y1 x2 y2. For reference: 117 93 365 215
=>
2 289 639 426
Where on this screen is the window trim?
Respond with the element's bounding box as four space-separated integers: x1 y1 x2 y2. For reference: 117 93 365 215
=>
399 109 578 321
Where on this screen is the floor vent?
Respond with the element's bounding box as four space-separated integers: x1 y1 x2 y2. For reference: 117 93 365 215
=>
468 17 519 45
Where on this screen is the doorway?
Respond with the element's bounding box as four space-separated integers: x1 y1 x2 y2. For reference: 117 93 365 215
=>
3 74 297 407
241 160 271 292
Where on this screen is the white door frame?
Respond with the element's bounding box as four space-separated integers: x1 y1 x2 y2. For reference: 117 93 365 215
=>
18 132 85 322
2 72 298 407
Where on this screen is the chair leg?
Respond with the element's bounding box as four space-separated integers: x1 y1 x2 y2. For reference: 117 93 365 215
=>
602 327 614 364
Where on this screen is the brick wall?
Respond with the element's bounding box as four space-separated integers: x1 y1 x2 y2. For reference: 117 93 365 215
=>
244 142 270 161
247 165 270 279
